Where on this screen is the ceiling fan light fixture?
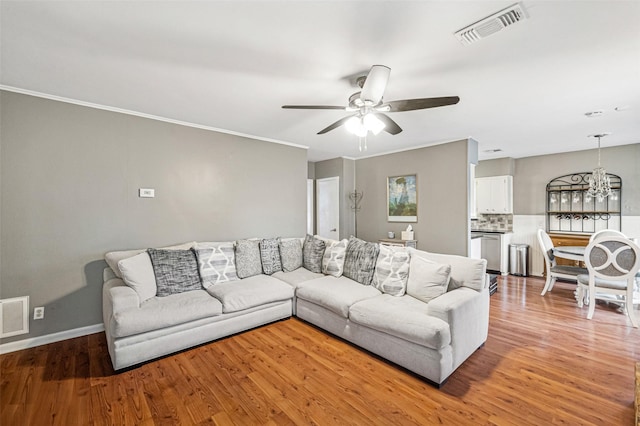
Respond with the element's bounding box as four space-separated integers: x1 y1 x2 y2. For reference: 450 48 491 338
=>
345 116 367 137
346 113 386 137
363 113 385 135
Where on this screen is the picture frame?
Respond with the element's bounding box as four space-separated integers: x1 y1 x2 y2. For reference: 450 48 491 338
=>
387 174 417 222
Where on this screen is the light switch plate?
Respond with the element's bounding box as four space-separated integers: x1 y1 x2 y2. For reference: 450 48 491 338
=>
139 188 155 198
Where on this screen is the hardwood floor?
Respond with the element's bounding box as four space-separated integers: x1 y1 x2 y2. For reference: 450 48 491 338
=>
2 275 639 425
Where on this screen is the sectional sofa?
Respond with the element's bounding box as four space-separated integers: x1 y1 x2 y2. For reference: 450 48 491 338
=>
103 235 489 386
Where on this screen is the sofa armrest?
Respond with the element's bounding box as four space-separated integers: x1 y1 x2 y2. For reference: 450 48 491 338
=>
110 285 140 312
427 287 490 368
103 278 140 330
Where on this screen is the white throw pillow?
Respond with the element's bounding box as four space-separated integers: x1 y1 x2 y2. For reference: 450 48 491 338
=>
406 255 451 303
322 239 348 277
117 252 157 303
372 244 410 296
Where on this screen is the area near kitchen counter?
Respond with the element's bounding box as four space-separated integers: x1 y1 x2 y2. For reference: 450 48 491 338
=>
471 231 512 275
471 174 514 275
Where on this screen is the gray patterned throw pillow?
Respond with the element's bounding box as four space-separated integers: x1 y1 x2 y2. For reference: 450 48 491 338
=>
343 237 380 285
279 239 303 272
303 234 325 273
322 239 348 277
260 238 282 275
235 239 263 278
194 242 238 288
147 248 202 297
372 244 410 296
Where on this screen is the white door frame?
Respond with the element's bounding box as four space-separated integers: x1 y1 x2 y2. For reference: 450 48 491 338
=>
307 179 314 235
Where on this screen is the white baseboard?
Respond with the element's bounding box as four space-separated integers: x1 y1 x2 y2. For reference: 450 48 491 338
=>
0 323 104 355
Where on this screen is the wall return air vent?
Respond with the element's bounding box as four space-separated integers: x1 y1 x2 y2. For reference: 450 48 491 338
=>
455 3 528 45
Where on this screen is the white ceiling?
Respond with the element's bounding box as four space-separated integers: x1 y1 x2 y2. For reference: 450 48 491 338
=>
2 1 639 162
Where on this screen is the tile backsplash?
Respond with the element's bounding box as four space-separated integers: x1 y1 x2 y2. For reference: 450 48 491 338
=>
471 214 513 232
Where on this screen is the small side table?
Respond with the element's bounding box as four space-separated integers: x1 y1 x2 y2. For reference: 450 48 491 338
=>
379 239 417 249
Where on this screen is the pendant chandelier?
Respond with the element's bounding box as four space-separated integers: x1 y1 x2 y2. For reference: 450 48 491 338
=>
587 133 612 202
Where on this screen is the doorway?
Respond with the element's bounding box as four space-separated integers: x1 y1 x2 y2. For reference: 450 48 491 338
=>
316 177 340 240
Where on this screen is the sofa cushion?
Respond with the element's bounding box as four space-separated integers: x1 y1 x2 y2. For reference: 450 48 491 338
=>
111 290 223 338
279 239 303 272
235 239 263 278
406 255 451 303
372 244 410 296
148 248 202 297
105 241 195 278
343 237 380 285
118 252 157 303
322 239 348 277
206 274 294 313
295 276 381 318
349 294 451 350
303 234 326 273
194 242 238 288
408 248 487 292
260 238 283 275
271 268 324 288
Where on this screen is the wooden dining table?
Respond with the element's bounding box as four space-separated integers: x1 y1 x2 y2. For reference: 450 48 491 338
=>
552 246 585 262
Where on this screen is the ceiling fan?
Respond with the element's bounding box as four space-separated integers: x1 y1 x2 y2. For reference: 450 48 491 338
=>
282 65 460 137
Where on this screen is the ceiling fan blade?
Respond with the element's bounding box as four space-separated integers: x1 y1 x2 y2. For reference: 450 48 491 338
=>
317 115 354 135
282 105 346 110
373 113 402 135
360 65 391 104
382 96 460 112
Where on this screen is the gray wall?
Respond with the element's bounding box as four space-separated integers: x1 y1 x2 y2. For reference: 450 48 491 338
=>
313 157 356 240
355 139 473 256
478 144 640 215
475 157 515 178
0 91 307 343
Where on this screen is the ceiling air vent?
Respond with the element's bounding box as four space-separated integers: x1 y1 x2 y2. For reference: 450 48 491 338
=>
455 3 528 45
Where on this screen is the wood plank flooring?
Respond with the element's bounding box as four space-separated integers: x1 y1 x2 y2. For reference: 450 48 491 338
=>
2 275 639 425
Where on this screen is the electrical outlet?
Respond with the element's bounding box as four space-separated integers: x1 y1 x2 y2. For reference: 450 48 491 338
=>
34 307 44 320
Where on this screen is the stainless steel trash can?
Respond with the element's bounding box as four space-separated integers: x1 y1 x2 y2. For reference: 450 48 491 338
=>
509 244 529 277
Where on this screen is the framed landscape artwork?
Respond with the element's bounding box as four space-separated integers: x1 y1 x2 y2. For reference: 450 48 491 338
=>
387 174 417 222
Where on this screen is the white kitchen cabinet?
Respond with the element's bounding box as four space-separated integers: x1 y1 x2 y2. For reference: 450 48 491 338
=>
476 176 513 214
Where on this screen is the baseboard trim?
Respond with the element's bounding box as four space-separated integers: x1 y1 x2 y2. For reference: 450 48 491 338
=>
0 323 104 355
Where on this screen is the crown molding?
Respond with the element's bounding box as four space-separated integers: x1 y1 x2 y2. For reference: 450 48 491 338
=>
0 85 308 150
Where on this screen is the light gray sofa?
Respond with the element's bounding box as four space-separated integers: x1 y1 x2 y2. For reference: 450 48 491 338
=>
102 267 295 370
293 248 489 385
102 238 489 386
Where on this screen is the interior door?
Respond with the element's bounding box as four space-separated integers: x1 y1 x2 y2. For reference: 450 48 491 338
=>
316 177 339 240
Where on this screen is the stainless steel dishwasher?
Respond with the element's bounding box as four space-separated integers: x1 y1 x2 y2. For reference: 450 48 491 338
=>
479 233 501 273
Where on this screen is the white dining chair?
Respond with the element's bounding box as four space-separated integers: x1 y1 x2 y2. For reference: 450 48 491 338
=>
589 229 627 243
576 236 640 328
537 229 588 296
